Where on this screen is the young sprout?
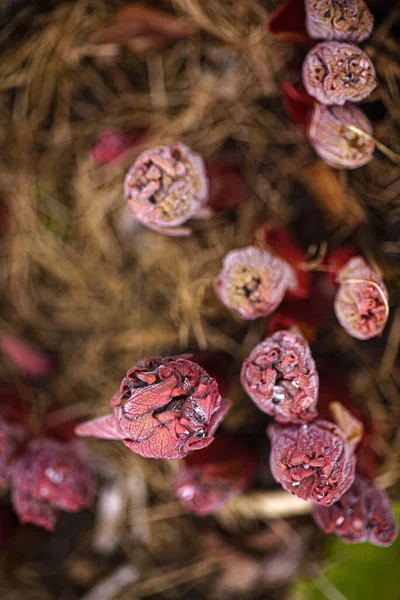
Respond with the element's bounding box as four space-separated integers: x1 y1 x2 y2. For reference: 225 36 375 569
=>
308 103 374 169
11 437 95 531
313 474 398 546
214 246 297 320
124 142 209 236
75 356 231 460
268 419 356 506
334 256 389 340
305 0 374 42
241 329 319 423
173 433 254 515
302 42 376 105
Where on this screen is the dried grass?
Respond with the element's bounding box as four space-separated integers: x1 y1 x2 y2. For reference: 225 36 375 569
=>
0 0 399 598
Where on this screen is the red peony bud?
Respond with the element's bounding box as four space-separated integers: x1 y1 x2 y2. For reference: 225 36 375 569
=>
267 0 314 45
206 154 246 212
173 433 254 515
91 128 147 165
313 475 398 546
334 256 389 340
241 329 319 423
75 356 231 460
305 0 374 42
302 42 376 106
11 437 95 531
268 419 356 505
281 81 315 132
308 103 374 169
124 143 210 236
214 246 297 320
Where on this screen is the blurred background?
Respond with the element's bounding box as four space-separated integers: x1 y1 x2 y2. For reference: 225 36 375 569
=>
0 0 399 598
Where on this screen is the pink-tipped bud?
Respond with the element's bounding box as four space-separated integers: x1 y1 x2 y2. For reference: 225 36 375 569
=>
124 143 209 236
241 329 319 423
302 42 376 106
305 0 374 42
75 356 231 460
308 103 374 169
173 433 254 515
268 419 356 506
334 256 389 340
11 437 95 531
214 246 297 320
313 475 398 546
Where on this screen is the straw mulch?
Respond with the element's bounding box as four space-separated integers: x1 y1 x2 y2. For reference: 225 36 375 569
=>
0 0 399 598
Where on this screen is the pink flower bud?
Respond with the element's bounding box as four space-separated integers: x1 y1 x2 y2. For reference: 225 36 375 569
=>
124 143 209 236
214 246 297 320
313 475 398 546
241 329 319 423
173 433 254 515
268 419 356 505
11 437 95 531
334 256 389 340
308 103 374 169
75 356 231 460
302 42 376 106
305 0 374 42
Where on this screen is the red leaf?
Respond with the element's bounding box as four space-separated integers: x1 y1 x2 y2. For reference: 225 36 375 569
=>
267 0 314 45
0 194 7 234
0 336 54 380
324 245 358 287
316 362 378 479
206 154 246 212
281 81 314 131
91 129 147 165
255 221 311 300
92 4 198 54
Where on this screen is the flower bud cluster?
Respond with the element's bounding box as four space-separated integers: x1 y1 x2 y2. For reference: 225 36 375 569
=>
270 0 377 169
240 326 396 545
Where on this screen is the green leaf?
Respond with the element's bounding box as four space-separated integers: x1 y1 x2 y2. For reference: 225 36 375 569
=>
292 502 400 600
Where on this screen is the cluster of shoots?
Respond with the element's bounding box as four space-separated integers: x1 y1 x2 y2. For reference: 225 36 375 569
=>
269 0 377 169
1 2 393 552
81 143 392 540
